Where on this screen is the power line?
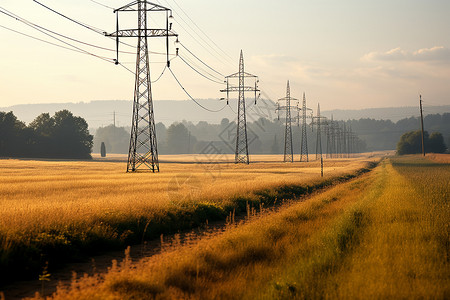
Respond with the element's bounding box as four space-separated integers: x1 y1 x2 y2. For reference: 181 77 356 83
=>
0 23 99 56
0 6 115 63
0 6 169 78
228 103 237 114
88 0 114 10
33 0 105 35
152 66 168 84
32 0 169 55
157 0 232 67
0 7 136 56
179 55 224 84
168 67 227 113
168 0 234 63
118 57 175 84
178 53 223 81
178 41 224 77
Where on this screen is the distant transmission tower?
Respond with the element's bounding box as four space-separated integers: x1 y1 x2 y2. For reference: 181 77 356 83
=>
330 115 336 158
299 93 313 162
316 103 324 176
276 81 298 162
221 50 259 164
107 1 177 172
312 103 327 160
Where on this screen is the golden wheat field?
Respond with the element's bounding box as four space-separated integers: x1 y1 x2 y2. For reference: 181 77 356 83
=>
12 155 445 300
0 153 382 293
0 154 378 235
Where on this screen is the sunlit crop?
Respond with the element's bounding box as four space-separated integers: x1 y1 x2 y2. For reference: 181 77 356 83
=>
0 154 378 288
20 155 448 299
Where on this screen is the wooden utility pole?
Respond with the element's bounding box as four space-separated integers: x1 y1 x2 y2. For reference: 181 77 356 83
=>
420 95 425 156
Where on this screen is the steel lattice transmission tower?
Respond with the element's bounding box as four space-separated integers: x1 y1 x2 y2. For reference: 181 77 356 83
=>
276 81 298 162
299 93 313 162
327 115 336 158
316 103 323 176
107 1 177 172
221 50 259 164
311 103 327 160
311 103 327 176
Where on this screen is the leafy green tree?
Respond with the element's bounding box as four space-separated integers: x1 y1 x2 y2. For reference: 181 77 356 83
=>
50 110 93 158
397 130 447 155
271 135 281 154
94 125 129 154
166 123 196 154
0 111 27 156
29 113 54 156
428 132 447 153
397 130 425 155
1 110 92 158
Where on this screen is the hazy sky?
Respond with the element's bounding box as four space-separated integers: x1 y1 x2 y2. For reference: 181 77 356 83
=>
0 0 449 111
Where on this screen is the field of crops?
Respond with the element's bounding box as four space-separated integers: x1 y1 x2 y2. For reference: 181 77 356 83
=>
11 154 447 300
0 154 380 289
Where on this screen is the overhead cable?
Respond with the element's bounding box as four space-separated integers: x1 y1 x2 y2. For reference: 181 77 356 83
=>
33 0 105 35
169 0 235 63
168 67 227 113
32 0 168 55
0 23 99 56
0 7 135 55
0 6 115 63
88 0 114 10
179 55 224 84
178 41 224 77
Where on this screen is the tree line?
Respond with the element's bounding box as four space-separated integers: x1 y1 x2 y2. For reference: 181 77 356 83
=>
94 117 367 156
397 130 446 155
347 113 450 151
94 113 449 155
1 109 447 158
0 110 92 158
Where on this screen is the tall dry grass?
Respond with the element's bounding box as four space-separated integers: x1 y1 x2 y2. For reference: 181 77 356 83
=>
0 155 377 283
25 160 378 299
328 156 449 299
28 156 449 299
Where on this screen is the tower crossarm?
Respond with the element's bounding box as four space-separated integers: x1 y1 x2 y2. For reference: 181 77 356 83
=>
277 97 299 102
220 86 260 93
106 29 178 38
113 1 170 12
276 105 298 111
225 72 258 79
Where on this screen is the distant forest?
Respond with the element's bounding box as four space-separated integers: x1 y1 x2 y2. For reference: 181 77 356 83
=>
1 110 447 159
93 113 449 155
0 110 92 159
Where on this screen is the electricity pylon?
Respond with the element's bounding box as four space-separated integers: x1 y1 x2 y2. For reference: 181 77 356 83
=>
276 81 298 162
221 50 259 164
311 103 326 176
299 93 313 162
107 1 177 172
326 119 337 159
311 103 328 160
326 122 332 158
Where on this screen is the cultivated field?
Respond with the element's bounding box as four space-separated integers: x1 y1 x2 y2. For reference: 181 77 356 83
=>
0 154 381 290
18 155 448 299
